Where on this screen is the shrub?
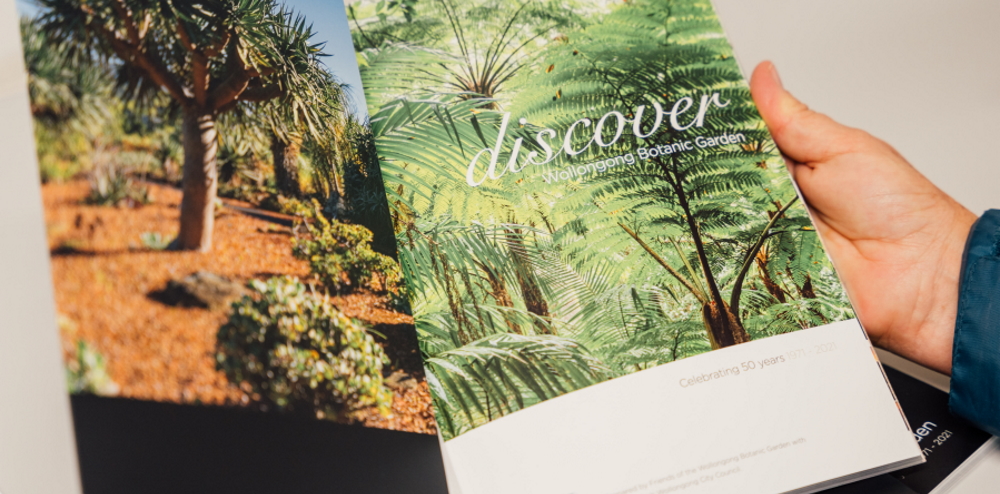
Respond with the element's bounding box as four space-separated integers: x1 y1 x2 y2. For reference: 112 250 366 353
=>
292 200 402 294
270 194 310 217
86 149 150 207
216 277 392 419
66 340 120 396
36 125 92 182
139 231 171 250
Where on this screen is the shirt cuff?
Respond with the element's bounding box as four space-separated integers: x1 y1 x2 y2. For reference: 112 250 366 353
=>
949 209 1000 436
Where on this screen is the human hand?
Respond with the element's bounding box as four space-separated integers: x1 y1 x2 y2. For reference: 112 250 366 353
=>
750 61 977 375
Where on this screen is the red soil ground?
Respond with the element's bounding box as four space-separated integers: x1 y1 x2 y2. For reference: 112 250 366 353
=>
42 180 436 434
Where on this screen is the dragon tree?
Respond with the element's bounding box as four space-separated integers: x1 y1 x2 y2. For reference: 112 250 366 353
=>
38 0 334 250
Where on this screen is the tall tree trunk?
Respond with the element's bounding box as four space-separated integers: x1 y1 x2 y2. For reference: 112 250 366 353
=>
756 254 787 303
661 160 749 348
654 156 753 349
176 109 219 252
798 273 817 299
508 231 552 334
480 264 521 334
701 301 750 350
516 266 551 334
271 134 302 198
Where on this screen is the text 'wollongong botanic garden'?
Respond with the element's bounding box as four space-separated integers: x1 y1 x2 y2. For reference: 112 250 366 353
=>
542 132 749 184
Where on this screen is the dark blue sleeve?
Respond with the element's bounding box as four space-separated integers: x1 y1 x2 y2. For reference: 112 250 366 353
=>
949 209 1000 436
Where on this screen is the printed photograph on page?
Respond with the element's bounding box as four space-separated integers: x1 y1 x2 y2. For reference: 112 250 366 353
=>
346 0 855 440
20 0 435 434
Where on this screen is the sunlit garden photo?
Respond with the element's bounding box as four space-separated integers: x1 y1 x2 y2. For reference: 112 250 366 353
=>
24 0 434 433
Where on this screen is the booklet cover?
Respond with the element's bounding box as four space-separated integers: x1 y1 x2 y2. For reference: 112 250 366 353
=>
882 366 994 494
823 366 995 494
344 0 923 492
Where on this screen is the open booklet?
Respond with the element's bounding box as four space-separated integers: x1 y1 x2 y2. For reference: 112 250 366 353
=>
342 0 923 492
14 0 921 491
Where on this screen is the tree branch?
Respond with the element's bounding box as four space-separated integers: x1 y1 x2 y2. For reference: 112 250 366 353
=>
657 156 727 312
177 21 209 106
728 196 799 319
79 4 190 105
348 5 377 49
137 12 152 40
239 84 283 102
110 0 139 44
209 68 252 111
208 36 278 111
617 222 706 303
204 32 231 58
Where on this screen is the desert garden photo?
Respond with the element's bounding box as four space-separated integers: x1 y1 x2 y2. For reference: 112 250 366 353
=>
22 0 435 433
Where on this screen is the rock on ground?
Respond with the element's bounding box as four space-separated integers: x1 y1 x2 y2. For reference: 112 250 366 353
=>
154 271 248 309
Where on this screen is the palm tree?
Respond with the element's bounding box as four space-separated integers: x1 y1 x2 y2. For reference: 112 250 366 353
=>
351 0 584 104
37 0 337 251
21 17 111 133
262 18 351 199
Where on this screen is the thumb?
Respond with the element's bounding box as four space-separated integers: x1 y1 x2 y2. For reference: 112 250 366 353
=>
750 61 862 165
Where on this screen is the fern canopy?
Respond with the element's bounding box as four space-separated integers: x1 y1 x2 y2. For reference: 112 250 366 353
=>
350 0 854 439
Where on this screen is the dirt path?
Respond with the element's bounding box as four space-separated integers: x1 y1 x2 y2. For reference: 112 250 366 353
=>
43 180 435 433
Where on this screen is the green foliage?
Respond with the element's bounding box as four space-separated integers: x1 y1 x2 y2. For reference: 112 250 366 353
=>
376 0 420 23
140 232 171 250
85 151 150 207
338 120 399 257
21 16 114 181
427 333 610 439
591 286 711 373
34 125 92 182
66 340 119 396
293 201 402 294
257 194 307 216
216 277 392 418
354 0 855 439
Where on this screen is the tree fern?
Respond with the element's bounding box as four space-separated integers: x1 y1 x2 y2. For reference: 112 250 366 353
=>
426 332 610 440
350 0 855 440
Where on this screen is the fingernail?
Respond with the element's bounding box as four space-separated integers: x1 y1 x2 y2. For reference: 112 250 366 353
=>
768 62 783 89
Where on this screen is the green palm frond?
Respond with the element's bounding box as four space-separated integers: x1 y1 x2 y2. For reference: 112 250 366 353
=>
351 0 856 439
426 332 610 439
21 16 112 133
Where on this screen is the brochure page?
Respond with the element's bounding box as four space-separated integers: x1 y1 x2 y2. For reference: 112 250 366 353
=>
820 365 995 494
18 0 436 437
343 0 923 491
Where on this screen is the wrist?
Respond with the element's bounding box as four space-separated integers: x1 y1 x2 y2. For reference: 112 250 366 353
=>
949 209 1000 435
877 202 975 374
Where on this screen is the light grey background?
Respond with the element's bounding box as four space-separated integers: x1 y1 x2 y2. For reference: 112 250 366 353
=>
714 0 1000 216
0 0 83 492
1 0 997 492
